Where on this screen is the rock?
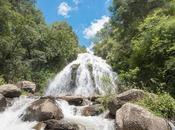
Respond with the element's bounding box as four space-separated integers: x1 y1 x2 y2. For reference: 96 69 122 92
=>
108 89 145 115
116 103 170 130
23 98 63 121
171 120 175 126
0 94 6 112
44 119 80 130
0 84 21 98
104 111 115 119
81 104 103 116
169 122 175 130
57 96 84 106
16 81 36 93
33 122 46 130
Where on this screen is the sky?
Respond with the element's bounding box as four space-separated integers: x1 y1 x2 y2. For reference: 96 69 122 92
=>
36 0 112 47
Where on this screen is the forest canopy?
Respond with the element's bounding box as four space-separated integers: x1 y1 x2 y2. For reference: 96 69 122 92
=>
0 0 82 93
94 0 175 97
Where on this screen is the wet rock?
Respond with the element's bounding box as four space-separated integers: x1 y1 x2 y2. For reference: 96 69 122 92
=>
57 96 84 106
108 89 145 115
0 94 7 112
104 111 115 119
81 104 103 116
116 103 170 130
0 84 21 98
44 119 80 130
23 98 63 121
169 121 175 130
33 122 46 130
16 81 36 93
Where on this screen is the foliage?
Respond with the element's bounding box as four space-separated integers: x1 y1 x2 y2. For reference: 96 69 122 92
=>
101 75 115 94
136 93 175 119
97 94 114 111
97 75 117 110
0 75 5 86
94 0 175 97
0 0 80 93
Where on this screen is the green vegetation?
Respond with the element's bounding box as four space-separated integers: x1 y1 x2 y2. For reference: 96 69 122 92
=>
0 0 82 93
94 0 175 97
136 93 175 119
98 75 116 110
97 94 114 111
101 75 114 94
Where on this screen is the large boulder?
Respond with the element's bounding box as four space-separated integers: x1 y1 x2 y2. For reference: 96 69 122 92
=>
108 89 145 115
0 84 21 98
81 104 103 116
16 81 36 93
23 98 64 121
44 119 80 130
116 103 171 130
0 94 7 112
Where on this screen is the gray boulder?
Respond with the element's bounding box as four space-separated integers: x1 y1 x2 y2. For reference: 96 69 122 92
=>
0 84 21 98
44 119 80 130
23 98 63 121
81 104 103 116
116 103 171 130
16 81 36 93
108 89 145 115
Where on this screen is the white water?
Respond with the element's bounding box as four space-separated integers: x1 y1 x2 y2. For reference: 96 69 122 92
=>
0 53 116 130
57 100 115 130
0 96 37 130
46 53 118 97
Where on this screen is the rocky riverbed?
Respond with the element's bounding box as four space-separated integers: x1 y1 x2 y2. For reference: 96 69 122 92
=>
0 83 174 130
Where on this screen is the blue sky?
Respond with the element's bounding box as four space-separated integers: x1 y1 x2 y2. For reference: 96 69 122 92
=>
36 0 112 47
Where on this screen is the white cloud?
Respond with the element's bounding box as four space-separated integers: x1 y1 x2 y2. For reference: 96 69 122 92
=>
57 2 71 17
83 16 110 39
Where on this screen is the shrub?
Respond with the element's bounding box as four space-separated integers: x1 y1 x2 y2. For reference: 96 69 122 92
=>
136 93 175 119
97 94 114 111
0 75 5 86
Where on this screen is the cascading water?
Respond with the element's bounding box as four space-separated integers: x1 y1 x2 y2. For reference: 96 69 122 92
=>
46 53 118 97
0 53 117 130
57 100 115 130
0 96 37 130
44 53 117 130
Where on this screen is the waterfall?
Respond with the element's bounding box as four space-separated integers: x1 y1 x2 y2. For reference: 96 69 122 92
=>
0 53 117 130
46 53 118 97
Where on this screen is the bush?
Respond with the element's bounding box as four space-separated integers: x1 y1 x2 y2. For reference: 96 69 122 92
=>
97 94 114 111
0 75 5 86
136 93 175 119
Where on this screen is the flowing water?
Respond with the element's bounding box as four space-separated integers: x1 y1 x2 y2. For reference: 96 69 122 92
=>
0 53 117 130
46 53 118 97
57 100 115 130
0 97 37 130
